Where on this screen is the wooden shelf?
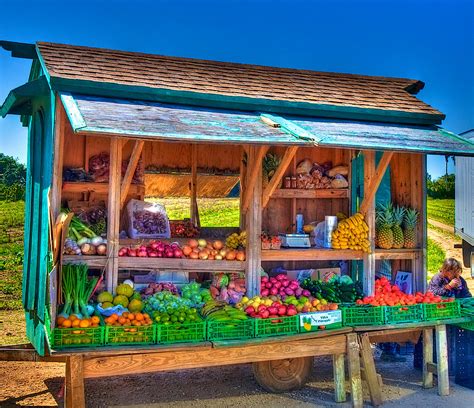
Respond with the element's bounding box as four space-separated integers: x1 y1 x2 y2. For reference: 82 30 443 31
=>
62 255 245 272
261 248 364 261
375 249 421 260
62 182 145 195
271 189 349 199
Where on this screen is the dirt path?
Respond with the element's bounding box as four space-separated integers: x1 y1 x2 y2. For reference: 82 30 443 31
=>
427 219 455 234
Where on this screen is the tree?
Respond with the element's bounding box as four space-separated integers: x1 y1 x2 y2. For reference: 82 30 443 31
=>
427 173 455 199
0 154 26 201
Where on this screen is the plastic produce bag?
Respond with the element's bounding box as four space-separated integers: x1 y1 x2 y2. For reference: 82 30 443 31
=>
96 303 127 317
314 221 326 248
126 199 170 239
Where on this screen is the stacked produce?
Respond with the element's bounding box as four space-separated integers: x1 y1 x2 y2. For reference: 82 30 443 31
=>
180 281 213 305
356 277 452 306
260 232 281 250
291 159 349 190
182 238 245 261
283 295 339 312
119 241 183 258
73 204 107 237
140 282 179 297
209 273 246 303
170 220 200 238
104 311 153 327
331 212 370 252
375 203 419 249
201 299 248 321
240 296 298 318
260 274 311 299
64 212 107 255
143 291 201 324
225 231 247 250
97 283 143 312
89 152 143 183
301 276 364 303
56 315 100 329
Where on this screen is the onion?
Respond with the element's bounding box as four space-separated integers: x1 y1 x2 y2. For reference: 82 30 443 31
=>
174 249 183 258
236 251 246 261
188 239 199 248
91 236 104 246
77 237 90 246
96 244 107 255
198 251 209 260
225 251 236 261
213 240 224 250
189 252 199 259
80 243 96 255
165 250 174 258
182 245 192 256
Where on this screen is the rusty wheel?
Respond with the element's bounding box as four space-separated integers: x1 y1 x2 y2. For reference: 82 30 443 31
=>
253 357 313 393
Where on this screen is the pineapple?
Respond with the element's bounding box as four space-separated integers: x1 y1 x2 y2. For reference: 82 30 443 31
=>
376 203 394 249
391 206 405 249
262 153 282 189
403 208 419 249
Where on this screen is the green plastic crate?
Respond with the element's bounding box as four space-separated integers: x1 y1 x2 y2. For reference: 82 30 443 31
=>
52 326 104 348
299 310 343 333
384 304 423 324
207 319 255 341
423 300 461 321
343 306 384 326
255 315 299 338
159 321 206 344
456 321 474 331
105 324 156 346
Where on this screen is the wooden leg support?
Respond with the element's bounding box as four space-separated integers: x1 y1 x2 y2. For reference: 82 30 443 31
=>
333 353 346 402
347 333 363 408
65 355 85 408
359 334 383 406
435 325 449 396
423 328 434 389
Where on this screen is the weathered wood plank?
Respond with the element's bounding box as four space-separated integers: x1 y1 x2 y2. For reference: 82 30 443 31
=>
261 248 364 261
423 328 434 388
62 182 144 195
359 334 383 406
262 146 298 208
346 333 363 408
106 137 122 292
51 96 65 219
65 355 85 408
270 188 349 199
83 335 346 379
241 145 268 213
435 325 449 396
120 140 144 209
332 353 346 402
363 150 376 296
190 144 200 227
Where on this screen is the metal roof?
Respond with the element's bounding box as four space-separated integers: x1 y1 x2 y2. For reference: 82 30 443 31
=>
60 93 474 155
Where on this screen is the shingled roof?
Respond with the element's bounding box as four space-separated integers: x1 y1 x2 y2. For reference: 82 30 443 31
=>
37 42 443 122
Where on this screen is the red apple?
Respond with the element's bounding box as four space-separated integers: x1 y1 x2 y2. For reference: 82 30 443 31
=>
278 305 287 316
245 306 255 314
260 310 270 319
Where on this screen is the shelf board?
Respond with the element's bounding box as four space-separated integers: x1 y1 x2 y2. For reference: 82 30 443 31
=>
374 248 421 260
261 248 364 261
62 255 245 272
271 189 349 199
62 182 145 195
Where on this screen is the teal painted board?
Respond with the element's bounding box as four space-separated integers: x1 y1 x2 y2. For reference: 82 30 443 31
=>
63 93 305 145
284 116 474 156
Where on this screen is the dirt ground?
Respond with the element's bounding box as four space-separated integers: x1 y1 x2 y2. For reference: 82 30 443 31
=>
1 353 474 407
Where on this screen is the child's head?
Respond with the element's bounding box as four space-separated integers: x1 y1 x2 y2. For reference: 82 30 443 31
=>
440 258 462 280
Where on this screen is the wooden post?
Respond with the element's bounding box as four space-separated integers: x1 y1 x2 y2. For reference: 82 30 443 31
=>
120 140 144 209
261 146 298 208
190 145 200 228
242 145 268 213
420 154 428 292
435 325 450 396
245 146 263 297
239 146 247 230
423 328 434 388
359 334 383 406
106 137 122 293
51 96 65 219
346 333 363 408
332 353 346 402
65 355 85 408
363 151 376 296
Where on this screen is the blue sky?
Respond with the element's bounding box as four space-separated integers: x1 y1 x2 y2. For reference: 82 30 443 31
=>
0 0 472 178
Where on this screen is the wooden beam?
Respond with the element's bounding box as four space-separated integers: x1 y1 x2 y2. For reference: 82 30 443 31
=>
363 150 376 296
346 333 363 408
435 325 449 396
82 335 347 378
262 146 298 208
241 145 268 213
359 151 394 215
51 95 65 220
190 145 200 228
239 146 246 230
332 353 346 402
65 355 85 408
120 140 144 209
423 328 434 388
359 334 383 406
106 137 122 292
426 362 437 374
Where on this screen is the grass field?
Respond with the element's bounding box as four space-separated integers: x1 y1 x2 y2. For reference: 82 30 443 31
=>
427 238 446 281
427 197 455 226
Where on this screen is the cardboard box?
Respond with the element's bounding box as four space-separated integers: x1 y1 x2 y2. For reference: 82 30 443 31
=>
314 268 341 282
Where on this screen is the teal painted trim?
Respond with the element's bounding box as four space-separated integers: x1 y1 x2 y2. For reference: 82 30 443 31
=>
78 126 308 145
437 127 474 147
34 44 51 84
260 113 319 143
0 76 49 117
0 40 36 59
49 77 445 125
59 92 87 130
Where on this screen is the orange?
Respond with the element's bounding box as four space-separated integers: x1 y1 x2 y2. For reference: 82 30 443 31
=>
128 313 135 321
135 313 144 321
110 313 119 322
91 316 100 324
62 319 72 328
118 317 127 325
69 314 78 321
79 320 90 328
56 316 66 326
72 319 81 327
91 322 98 327
122 312 129 318
143 313 150 319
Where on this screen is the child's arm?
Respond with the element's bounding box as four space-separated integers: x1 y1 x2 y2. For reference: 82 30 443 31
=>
428 273 453 297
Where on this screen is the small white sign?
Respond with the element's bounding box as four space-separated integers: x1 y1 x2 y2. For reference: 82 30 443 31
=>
299 310 342 332
395 271 412 294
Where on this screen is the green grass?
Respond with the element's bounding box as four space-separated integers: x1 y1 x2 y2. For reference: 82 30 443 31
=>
0 201 24 310
148 197 240 227
427 238 446 281
427 197 455 227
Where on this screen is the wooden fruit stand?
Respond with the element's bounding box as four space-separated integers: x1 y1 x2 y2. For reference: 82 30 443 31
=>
1 40 474 407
